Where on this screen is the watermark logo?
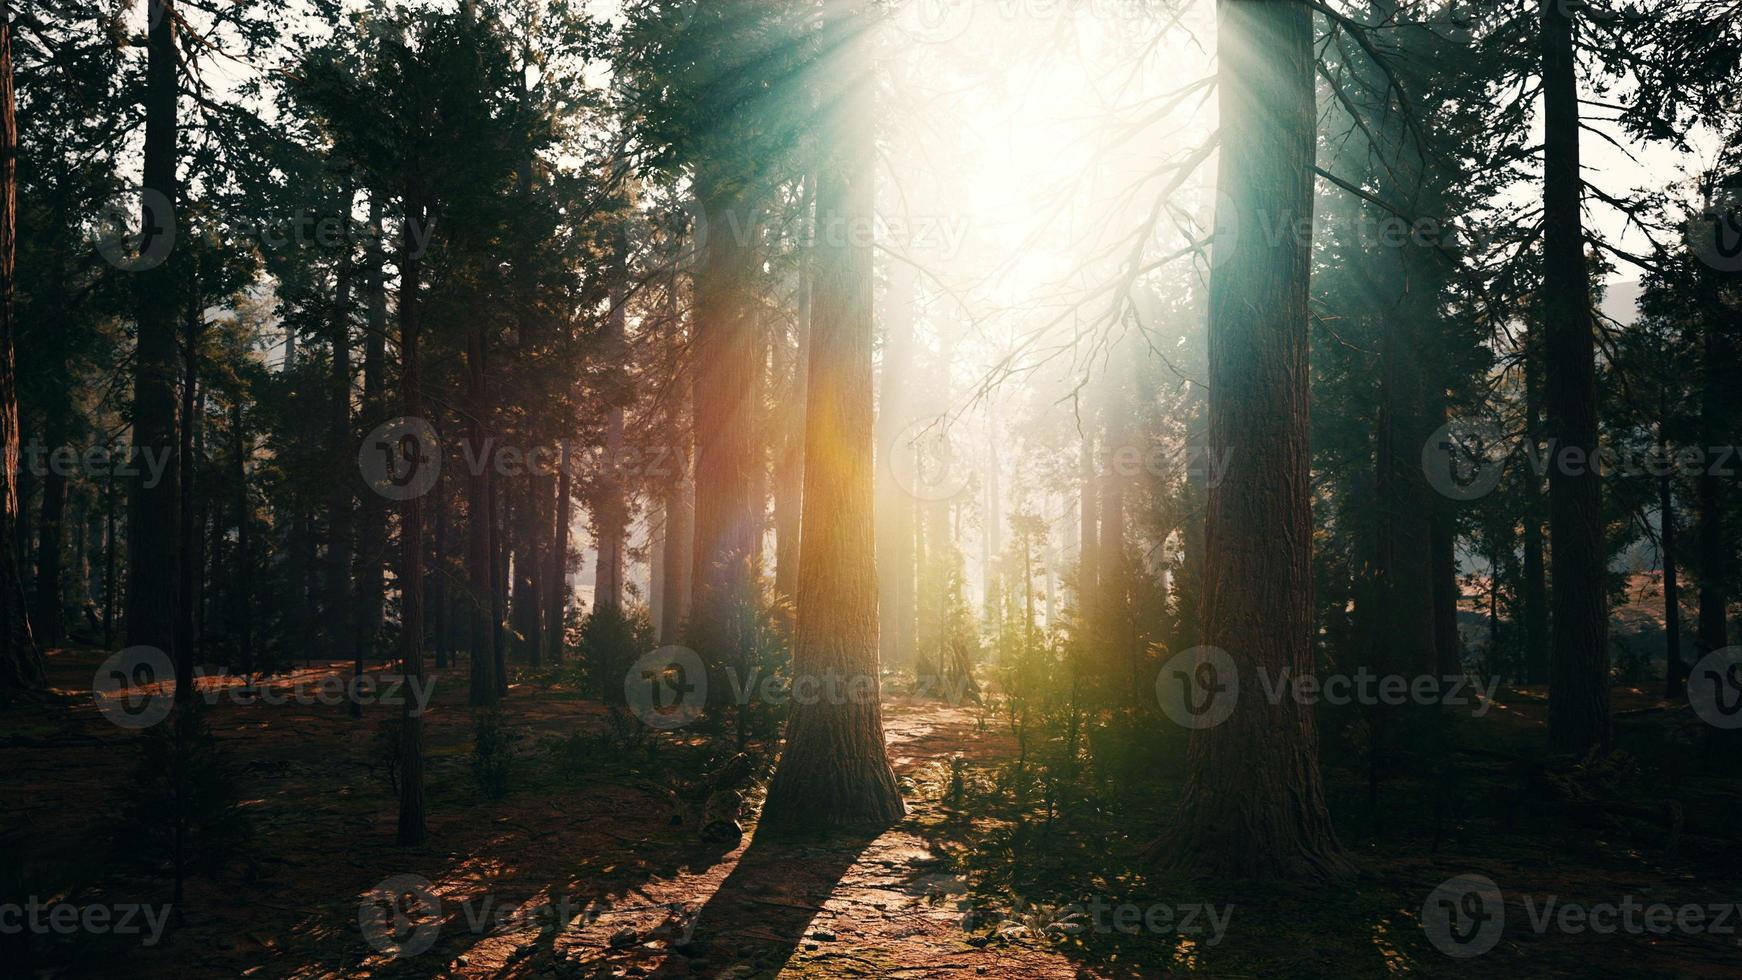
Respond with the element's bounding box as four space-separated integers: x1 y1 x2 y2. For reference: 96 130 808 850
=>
1422 874 1505 958
1155 646 1238 730
359 874 443 960
1154 655 1500 729
93 646 176 729
1687 646 1742 729
891 0 975 43
92 188 175 272
1688 185 1742 273
888 415 972 502
1423 874 1742 958
359 417 441 501
1422 415 1510 501
626 646 707 730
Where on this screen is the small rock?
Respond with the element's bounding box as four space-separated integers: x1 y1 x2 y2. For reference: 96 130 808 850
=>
810 930 836 942
608 928 638 949
804 943 819 952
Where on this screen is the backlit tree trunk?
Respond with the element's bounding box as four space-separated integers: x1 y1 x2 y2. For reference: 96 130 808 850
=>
327 182 357 661
396 198 428 846
354 194 388 694
759 0 904 832
1540 0 1610 756
689 176 765 715
127 0 181 679
875 261 915 669
1162 0 1349 879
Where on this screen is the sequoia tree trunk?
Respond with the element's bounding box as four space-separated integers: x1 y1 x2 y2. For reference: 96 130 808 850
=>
1160 0 1349 880
759 0 904 832
1540 0 1611 756
0 9 40 691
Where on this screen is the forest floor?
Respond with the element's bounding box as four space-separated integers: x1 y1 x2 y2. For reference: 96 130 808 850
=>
4 642 1742 979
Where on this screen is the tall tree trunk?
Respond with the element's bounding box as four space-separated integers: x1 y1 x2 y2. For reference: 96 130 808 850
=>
466 324 498 705
1378 304 1439 681
875 261 916 669
512 491 544 666
1541 0 1610 756
102 467 115 651
491 473 507 697
776 175 817 601
760 0 904 832
658 266 693 646
1160 0 1349 879
544 440 571 662
1078 427 1098 601
591 233 630 617
231 401 253 678
126 0 180 683
689 172 765 721
31 445 64 649
660 453 693 645
1660 420 1683 698
176 279 202 676
327 182 357 661
396 198 427 846
1696 263 1733 661
0 8 39 691
432 462 450 670
354 194 388 694
1521 338 1549 684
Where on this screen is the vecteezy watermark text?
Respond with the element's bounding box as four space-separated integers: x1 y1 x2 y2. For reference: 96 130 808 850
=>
19 441 174 489
1422 873 1739 958
0 898 172 947
92 646 437 730
1155 647 1499 730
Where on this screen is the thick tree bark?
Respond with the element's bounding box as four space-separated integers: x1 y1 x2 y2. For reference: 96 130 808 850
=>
1540 0 1611 756
759 0 904 832
1161 0 1349 880
126 0 181 679
0 9 40 692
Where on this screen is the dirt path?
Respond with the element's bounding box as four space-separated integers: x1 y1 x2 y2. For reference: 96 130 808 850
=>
3 649 1093 979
